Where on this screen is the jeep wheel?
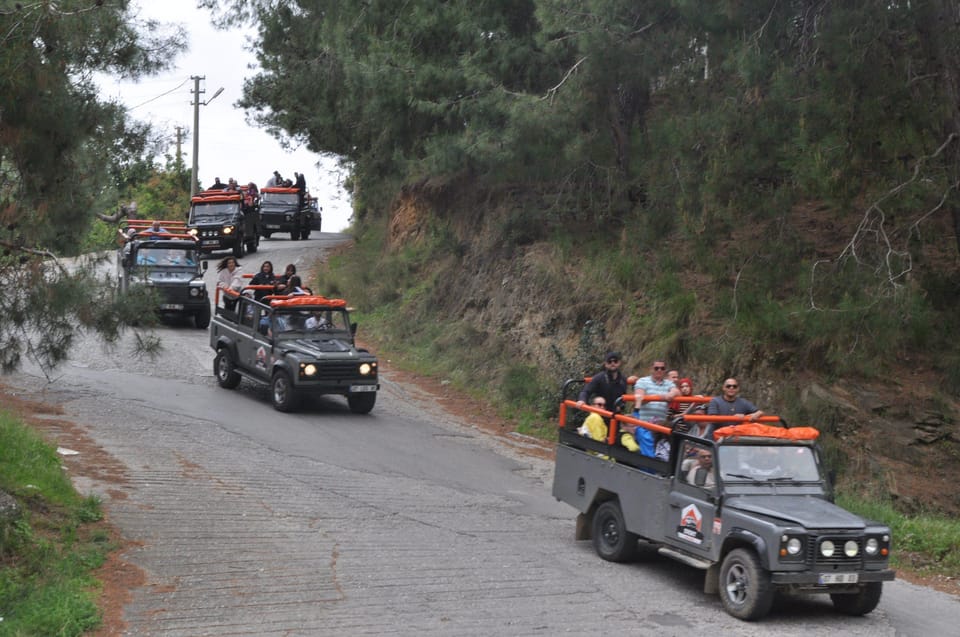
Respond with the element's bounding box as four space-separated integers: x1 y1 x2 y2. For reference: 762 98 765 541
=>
195 304 211 329
347 392 376 414
262 231 272 239
289 229 299 241
830 582 882 616
591 500 638 562
247 233 259 254
271 370 299 412
301 229 311 240
232 234 245 258
214 349 241 389
719 548 774 620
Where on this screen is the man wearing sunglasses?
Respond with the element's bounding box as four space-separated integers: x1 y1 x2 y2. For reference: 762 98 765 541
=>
577 351 628 414
628 360 680 456
706 378 764 435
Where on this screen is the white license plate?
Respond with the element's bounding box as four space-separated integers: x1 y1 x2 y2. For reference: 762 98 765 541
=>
265 224 280 229
350 385 376 393
202 240 218 246
159 304 183 310
819 573 858 585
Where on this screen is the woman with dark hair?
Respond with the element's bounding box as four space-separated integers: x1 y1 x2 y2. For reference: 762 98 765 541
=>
277 263 296 293
250 260 277 301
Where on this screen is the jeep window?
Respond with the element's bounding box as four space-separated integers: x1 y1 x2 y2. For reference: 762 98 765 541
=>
718 444 819 482
190 202 239 223
135 247 198 267
262 193 299 206
239 298 257 330
273 309 351 336
678 441 716 490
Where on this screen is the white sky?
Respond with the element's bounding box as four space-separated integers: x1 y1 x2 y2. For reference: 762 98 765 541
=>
96 0 353 232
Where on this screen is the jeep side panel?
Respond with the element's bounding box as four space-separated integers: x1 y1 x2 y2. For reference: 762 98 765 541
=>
553 444 670 542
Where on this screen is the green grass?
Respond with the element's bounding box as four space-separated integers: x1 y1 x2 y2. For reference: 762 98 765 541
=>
0 410 111 636
836 493 960 578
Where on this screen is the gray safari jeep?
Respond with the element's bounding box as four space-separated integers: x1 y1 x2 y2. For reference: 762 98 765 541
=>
209 291 379 413
552 382 895 621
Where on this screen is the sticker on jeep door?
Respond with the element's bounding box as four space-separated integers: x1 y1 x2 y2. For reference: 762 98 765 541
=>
256 346 267 370
677 503 704 544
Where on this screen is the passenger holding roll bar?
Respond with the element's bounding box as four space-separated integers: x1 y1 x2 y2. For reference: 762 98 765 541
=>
704 377 763 439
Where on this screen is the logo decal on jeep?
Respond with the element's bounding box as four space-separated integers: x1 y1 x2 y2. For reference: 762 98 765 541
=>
255 346 267 370
677 503 704 544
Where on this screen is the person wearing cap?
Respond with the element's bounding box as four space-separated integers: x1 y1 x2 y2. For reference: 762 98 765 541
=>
577 351 628 414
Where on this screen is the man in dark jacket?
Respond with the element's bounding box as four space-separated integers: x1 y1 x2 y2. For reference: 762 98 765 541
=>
577 352 628 413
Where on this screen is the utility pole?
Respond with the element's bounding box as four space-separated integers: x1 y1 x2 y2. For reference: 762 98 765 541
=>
189 75 224 196
175 126 183 171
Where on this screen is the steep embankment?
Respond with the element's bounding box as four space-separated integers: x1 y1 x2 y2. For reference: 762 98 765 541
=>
365 180 960 517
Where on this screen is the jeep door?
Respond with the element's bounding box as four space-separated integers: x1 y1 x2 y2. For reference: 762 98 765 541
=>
663 439 718 556
236 299 271 381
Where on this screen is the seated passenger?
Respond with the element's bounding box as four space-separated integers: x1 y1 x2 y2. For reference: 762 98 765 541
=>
683 449 715 487
305 312 330 330
576 395 608 442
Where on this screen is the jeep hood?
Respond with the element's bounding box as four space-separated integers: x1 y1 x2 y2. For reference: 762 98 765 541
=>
725 495 866 529
281 337 359 357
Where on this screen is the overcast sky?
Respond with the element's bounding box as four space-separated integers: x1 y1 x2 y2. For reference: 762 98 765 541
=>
97 0 352 232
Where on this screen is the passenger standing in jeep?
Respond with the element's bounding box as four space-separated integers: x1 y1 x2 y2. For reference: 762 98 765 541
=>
576 352 628 414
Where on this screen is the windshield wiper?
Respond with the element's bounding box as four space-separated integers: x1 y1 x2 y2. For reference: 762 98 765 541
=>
724 473 761 482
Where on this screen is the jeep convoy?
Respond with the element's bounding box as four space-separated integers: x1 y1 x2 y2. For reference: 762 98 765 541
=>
116 220 211 328
552 382 895 621
187 187 261 257
209 287 379 412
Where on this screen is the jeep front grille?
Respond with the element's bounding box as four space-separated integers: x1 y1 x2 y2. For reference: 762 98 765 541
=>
807 535 864 568
308 362 374 381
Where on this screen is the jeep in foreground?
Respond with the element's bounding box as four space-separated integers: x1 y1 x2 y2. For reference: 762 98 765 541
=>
209 289 378 412
116 220 210 328
552 382 895 621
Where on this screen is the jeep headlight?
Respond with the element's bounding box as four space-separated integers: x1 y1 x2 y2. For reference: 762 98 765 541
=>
302 364 317 376
779 534 803 558
189 287 200 297
844 540 859 557
786 537 802 555
359 363 372 375
820 540 835 558
865 538 879 556
223 225 235 235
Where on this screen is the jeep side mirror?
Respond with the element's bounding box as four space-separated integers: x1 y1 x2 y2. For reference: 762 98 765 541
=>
201 260 209 272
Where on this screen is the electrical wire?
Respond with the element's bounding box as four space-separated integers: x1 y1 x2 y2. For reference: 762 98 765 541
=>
128 77 191 110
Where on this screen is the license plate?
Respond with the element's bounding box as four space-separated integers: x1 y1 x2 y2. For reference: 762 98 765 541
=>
350 385 376 393
265 224 280 229
159 304 184 310
202 240 218 246
819 573 858 585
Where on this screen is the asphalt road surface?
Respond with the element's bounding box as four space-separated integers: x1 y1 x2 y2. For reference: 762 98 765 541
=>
7 234 960 636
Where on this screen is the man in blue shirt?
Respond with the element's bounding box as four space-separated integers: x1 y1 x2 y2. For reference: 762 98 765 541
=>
630 360 679 456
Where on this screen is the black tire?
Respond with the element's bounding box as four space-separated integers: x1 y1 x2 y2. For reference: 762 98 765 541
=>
247 233 258 254
232 234 245 258
830 582 883 616
271 370 299 412
591 500 638 562
290 230 299 241
262 231 272 239
195 304 211 329
214 349 241 389
301 229 311 240
347 392 376 414
719 548 775 620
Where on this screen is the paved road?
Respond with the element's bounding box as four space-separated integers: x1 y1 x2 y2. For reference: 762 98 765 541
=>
8 234 960 636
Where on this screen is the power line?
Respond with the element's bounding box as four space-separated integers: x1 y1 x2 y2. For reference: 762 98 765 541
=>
128 77 191 110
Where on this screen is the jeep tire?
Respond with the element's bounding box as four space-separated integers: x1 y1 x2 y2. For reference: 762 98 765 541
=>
233 234 245 258
247 233 259 254
195 304 211 329
272 370 299 412
347 391 376 414
591 500 638 562
719 548 775 620
214 349 241 389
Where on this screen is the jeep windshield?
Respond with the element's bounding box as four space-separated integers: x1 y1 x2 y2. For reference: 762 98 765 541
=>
134 247 199 267
262 193 299 207
272 308 351 336
190 202 240 223
717 444 820 483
